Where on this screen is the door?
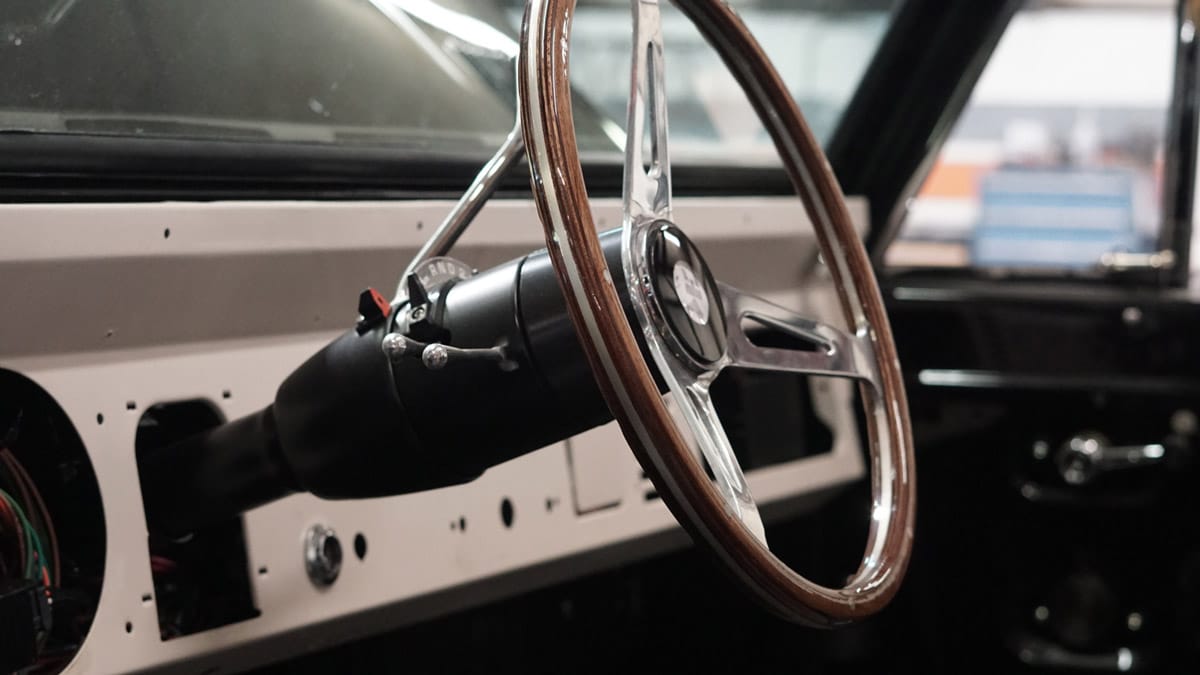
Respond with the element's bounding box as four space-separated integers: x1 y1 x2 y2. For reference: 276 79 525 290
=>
881 1 1200 670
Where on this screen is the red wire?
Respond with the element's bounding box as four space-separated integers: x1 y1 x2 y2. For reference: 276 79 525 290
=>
150 555 178 575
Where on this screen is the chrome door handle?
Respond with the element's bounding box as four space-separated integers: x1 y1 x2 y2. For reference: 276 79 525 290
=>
1055 432 1166 486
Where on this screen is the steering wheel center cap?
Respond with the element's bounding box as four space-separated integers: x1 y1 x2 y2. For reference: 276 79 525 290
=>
645 222 727 364
672 262 710 325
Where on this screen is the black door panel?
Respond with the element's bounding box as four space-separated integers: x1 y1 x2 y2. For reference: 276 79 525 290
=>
887 277 1200 672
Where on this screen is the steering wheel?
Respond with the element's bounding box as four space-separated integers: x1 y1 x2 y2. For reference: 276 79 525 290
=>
518 0 915 626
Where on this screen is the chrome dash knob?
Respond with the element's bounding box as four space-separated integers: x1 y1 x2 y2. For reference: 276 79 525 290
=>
304 524 343 587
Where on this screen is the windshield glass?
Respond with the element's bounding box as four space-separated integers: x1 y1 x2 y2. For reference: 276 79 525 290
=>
563 0 896 164
0 0 896 165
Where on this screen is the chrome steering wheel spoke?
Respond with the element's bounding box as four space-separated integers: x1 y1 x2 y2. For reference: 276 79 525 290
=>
623 246 770 545
623 0 672 224
676 377 768 547
616 1 767 546
718 283 881 390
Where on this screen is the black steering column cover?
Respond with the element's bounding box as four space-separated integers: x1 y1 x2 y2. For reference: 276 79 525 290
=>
272 322 447 499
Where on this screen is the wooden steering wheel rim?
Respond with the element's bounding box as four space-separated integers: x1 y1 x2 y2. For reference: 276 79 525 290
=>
518 0 916 626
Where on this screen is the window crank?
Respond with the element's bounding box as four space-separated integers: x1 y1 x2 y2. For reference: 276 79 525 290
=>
1055 432 1166 486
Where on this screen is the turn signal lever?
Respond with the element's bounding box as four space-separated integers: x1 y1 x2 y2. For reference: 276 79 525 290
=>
380 333 519 372
139 231 636 534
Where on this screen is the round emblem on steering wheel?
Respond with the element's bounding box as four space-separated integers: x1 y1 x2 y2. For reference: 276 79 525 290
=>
672 262 710 326
645 222 726 364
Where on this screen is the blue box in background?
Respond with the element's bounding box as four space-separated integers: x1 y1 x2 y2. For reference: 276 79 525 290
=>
971 168 1149 269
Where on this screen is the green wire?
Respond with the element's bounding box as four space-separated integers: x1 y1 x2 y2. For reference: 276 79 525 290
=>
0 487 46 582
0 489 36 578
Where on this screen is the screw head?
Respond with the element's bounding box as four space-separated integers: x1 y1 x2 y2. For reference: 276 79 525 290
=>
409 306 427 322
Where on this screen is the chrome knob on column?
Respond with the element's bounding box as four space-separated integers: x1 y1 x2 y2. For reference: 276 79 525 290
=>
304 524 343 587
1055 432 1166 486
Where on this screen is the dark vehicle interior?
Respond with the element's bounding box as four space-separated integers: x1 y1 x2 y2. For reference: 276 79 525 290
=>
1 0 1196 673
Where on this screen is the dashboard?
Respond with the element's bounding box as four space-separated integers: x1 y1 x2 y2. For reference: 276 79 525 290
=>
0 196 866 673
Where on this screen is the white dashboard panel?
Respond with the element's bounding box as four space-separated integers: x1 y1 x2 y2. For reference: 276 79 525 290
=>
0 196 867 674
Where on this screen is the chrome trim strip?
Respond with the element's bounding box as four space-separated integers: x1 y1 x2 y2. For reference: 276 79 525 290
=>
398 118 526 298
918 369 1200 393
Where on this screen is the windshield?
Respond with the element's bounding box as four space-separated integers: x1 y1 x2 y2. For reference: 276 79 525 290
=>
0 0 896 166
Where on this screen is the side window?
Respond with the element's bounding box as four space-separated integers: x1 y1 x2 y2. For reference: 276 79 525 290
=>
886 2 1175 271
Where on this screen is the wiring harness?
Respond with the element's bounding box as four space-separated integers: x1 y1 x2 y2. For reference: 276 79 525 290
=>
0 411 62 672
0 439 59 593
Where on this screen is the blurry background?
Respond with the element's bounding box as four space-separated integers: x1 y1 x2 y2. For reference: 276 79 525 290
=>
887 0 1174 270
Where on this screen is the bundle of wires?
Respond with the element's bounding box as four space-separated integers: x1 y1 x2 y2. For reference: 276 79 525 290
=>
0 486 50 587
0 444 58 589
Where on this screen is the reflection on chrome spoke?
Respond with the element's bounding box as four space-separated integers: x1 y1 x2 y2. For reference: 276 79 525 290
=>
718 283 878 388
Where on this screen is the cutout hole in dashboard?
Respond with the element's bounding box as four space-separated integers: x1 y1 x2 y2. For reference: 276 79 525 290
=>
135 400 260 641
0 369 106 674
